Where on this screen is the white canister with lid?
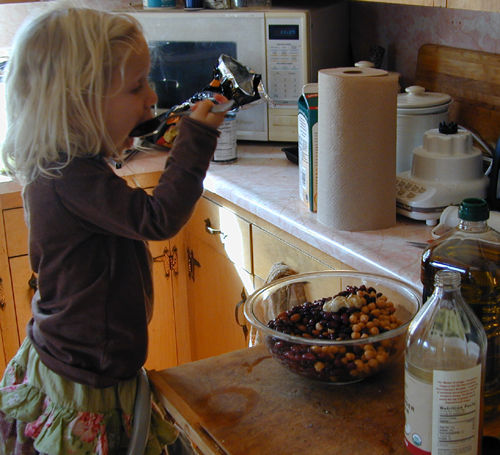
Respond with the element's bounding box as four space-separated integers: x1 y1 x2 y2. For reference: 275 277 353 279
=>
397 86 452 173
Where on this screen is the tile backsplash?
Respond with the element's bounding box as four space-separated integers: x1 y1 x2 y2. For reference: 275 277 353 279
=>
1 2 499 105
350 2 500 90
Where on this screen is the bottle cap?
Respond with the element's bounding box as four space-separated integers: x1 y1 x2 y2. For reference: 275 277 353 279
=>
458 198 489 221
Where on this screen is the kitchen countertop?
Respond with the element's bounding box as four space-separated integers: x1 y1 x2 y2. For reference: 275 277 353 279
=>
149 345 500 455
115 141 435 288
0 141 434 287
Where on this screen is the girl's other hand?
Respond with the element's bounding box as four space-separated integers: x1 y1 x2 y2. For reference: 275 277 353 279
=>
189 95 229 130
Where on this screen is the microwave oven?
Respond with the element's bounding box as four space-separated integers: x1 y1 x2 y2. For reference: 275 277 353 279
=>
128 2 350 142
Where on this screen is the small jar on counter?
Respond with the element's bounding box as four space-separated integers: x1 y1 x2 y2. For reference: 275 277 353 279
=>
212 112 237 163
143 0 176 9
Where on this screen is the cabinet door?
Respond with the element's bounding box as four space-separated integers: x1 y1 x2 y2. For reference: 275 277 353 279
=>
446 0 500 11
146 236 181 371
352 0 438 5
1 207 26 368
184 196 253 360
184 233 251 361
10 255 35 343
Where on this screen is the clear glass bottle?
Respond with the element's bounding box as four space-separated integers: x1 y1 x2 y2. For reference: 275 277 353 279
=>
405 270 487 455
421 198 500 419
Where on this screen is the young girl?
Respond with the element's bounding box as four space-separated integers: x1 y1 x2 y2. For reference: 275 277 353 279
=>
0 3 227 455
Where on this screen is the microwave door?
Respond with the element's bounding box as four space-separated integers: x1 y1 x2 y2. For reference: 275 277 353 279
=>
131 11 268 141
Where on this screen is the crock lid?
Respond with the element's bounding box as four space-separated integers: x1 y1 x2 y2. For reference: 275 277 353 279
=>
397 85 452 109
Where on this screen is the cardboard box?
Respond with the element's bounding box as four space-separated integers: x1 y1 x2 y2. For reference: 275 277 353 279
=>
298 83 319 212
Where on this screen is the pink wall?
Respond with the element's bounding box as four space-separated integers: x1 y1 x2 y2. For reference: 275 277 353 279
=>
350 2 500 90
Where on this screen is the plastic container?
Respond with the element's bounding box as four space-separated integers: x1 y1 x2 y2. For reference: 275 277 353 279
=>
405 270 486 455
421 198 500 419
397 86 452 173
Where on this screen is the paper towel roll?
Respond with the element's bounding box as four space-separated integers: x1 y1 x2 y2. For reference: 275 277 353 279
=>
317 67 399 231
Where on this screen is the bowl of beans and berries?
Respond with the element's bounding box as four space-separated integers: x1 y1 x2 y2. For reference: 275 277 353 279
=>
244 270 421 384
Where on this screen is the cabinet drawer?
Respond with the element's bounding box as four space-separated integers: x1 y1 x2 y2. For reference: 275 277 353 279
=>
252 225 336 281
4 208 28 258
187 196 252 273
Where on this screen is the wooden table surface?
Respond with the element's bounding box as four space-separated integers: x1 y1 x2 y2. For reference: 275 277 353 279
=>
149 345 500 455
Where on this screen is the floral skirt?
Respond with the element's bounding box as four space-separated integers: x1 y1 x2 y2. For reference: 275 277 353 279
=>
0 338 178 455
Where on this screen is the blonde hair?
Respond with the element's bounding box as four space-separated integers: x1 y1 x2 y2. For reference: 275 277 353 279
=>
1 3 144 184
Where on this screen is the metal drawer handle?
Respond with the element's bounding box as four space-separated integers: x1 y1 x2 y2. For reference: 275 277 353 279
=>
204 218 227 239
235 288 248 342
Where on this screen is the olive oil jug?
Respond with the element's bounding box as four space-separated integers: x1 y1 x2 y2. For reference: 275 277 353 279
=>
421 198 500 419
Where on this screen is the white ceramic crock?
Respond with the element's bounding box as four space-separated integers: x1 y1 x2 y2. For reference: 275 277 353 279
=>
397 86 452 173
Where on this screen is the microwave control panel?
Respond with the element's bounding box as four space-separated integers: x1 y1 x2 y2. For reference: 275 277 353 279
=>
265 14 307 107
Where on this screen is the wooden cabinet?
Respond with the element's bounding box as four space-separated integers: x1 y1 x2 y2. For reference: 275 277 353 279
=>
352 0 499 11
183 196 252 361
145 232 189 370
352 0 438 6
446 0 500 11
0 171 351 374
0 193 33 372
135 175 251 366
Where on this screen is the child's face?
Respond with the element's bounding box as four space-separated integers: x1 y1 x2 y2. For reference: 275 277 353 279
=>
103 35 157 153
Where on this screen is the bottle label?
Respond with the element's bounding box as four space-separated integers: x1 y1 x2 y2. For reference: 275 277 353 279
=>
405 365 481 455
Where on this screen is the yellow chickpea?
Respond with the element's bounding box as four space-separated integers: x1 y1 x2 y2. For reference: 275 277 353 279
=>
345 352 355 362
381 339 392 348
351 331 361 340
360 314 369 323
364 349 376 360
355 359 364 370
369 326 380 336
314 361 325 372
368 358 379 369
376 353 387 364
349 314 358 324
329 346 339 355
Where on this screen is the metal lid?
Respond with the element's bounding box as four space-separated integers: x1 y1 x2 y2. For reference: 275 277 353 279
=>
397 85 452 110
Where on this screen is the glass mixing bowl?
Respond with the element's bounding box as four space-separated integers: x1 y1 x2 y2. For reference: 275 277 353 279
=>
244 270 421 384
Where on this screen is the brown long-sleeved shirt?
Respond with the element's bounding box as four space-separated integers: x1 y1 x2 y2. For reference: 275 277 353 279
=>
23 117 218 388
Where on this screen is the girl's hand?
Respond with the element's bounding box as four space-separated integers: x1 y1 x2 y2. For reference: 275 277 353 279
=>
189 95 229 130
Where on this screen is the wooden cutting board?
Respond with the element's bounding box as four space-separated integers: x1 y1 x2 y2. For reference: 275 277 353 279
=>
415 44 500 150
149 345 500 455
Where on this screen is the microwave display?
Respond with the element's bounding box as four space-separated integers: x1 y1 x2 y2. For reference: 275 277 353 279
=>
268 25 299 41
148 41 237 110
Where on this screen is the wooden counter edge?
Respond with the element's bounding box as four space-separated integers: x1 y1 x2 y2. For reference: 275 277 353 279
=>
148 370 228 455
